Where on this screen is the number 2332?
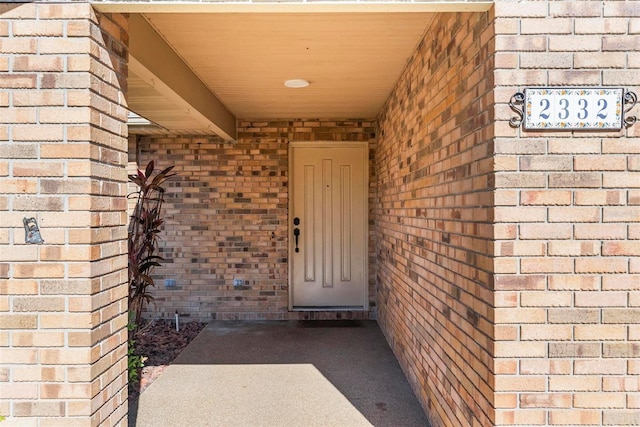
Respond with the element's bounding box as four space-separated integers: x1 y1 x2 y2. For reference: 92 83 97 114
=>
537 97 609 121
525 89 622 129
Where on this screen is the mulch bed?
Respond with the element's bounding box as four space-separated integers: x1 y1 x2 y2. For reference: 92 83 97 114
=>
128 319 207 402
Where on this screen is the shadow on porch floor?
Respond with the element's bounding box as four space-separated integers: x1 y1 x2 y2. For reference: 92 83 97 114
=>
130 320 430 427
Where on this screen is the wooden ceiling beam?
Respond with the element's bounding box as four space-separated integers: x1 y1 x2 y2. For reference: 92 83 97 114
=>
95 2 493 14
128 14 237 141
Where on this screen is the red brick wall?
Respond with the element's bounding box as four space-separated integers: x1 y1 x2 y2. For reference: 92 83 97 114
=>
492 2 640 425
133 120 377 322
0 4 129 425
374 11 495 427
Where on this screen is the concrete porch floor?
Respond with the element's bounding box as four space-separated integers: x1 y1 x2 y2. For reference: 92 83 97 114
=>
130 320 430 427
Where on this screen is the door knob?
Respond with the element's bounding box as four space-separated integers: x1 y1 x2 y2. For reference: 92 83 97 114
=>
293 228 300 253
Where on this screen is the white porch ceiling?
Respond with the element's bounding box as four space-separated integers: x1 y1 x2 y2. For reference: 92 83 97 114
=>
141 12 435 119
116 3 492 138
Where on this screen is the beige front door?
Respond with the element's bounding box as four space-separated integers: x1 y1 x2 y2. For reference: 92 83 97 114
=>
289 142 368 309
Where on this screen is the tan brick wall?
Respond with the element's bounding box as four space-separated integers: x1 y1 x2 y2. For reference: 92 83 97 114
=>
0 4 129 425
492 1 640 426
375 11 495 427
3 2 638 425
132 120 377 322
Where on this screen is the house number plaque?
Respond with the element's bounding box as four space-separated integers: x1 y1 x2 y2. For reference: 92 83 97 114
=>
509 87 637 130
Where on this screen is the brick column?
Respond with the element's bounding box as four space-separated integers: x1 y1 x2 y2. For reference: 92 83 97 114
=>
0 3 129 425
493 1 640 425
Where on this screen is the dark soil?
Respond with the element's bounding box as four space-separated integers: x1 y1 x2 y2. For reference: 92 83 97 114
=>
128 319 206 402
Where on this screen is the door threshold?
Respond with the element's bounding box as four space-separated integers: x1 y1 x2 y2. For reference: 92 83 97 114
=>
297 320 364 328
291 306 367 311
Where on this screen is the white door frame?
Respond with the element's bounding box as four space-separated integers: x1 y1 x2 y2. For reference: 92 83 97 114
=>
288 141 369 311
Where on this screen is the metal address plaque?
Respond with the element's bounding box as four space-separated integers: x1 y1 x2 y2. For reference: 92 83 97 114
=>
509 87 637 130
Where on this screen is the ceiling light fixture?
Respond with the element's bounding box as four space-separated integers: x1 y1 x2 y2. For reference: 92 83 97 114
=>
284 79 310 88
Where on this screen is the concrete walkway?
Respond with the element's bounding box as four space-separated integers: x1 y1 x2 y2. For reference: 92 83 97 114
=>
131 320 430 427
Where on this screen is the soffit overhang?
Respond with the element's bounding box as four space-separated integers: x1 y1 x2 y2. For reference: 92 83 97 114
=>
92 1 493 138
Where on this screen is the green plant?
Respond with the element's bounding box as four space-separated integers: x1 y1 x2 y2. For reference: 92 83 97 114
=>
127 321 146 384
128 160 175 330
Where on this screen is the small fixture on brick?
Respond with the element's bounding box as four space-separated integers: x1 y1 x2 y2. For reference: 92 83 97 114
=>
284 79 310 88
23 217 44 244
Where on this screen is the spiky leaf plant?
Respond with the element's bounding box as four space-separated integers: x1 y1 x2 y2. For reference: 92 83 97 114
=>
128 160 176 330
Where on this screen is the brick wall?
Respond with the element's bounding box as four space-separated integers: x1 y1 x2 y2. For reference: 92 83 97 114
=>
133 120 376 322
0 4 129 425
3 2 637 426
375 11 495 427
376 3 640 426
492 2 640 425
